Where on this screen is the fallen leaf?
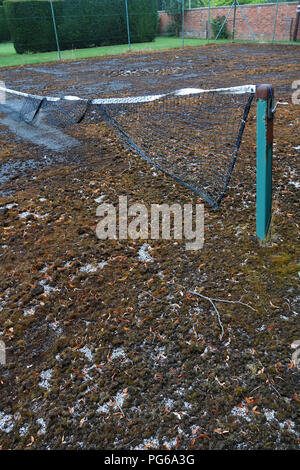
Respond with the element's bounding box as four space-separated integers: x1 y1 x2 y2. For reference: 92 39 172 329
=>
214 428 229 435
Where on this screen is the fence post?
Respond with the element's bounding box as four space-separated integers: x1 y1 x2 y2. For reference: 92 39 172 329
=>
232 0 237 41
236 0 256 42
125 0 131 49
293 1 300 41
215 3 234 40
272 0 279 43
182 0 185 47
208 0 211 41
49 0 61 60
256 84 274 241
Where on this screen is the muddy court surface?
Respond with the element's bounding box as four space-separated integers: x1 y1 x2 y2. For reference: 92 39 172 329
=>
0 43 299 450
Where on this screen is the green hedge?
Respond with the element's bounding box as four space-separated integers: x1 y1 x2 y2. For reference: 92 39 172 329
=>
4 0 158 54
4 0 63 53
0 5 10 42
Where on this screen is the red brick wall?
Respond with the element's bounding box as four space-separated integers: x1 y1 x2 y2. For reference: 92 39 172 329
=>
159 2 300 42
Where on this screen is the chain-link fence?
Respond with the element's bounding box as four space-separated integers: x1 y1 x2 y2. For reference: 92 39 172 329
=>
159 0 300 43
2 0 158 57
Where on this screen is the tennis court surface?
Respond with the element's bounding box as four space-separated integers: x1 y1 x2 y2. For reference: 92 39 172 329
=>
0 43 299 450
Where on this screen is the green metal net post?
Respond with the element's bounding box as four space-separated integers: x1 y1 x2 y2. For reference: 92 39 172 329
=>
208 0 211 42
256 84 274 240
272 0 279 44
49 0 61 60
182 0 185 47
125 0 131 49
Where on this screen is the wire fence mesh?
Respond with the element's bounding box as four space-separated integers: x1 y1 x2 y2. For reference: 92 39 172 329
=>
1 0 299 62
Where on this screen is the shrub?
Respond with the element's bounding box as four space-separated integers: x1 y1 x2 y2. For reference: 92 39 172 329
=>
60 0 127 50
211 15 229 39
0 5 10 42
128 0 158 43
4 0 158 54
4 0 64 53
162 0 181 37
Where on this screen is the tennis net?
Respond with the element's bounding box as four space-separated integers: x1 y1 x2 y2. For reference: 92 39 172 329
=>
0 84 256 208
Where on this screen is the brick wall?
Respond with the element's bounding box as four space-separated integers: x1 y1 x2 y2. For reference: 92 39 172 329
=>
159 2 300 42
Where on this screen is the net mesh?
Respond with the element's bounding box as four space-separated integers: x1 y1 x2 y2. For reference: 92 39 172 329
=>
0 85 255 208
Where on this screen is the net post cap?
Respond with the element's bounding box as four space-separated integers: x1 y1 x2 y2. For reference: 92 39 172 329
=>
256 84 274 99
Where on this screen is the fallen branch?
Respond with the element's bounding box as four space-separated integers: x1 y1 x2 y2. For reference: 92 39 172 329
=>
187 291 257 340
188 291 225 339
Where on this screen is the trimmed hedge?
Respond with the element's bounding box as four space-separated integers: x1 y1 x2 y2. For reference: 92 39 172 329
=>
4 0 63 53
0 5 10 42
128 0 158 43
60 0 129 50
4 0 158 54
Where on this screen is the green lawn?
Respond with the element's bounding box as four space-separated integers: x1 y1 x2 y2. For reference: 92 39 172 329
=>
0 37 206 67
0 36 299 68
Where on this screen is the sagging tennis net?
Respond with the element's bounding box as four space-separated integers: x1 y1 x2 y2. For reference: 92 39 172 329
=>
0 84 256 208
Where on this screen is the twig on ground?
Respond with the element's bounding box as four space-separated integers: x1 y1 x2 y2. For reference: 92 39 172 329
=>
188 291 225 339
120 160 132 175
257 359 282 398
188 290 257 340
141 291 162 302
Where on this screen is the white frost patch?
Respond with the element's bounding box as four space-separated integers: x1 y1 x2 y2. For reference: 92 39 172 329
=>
40 279 60 295
64 261 72 267
40 266 49 273
110 347 127 361
0 412 15 433
138 243 154 263
163 437 178 449
37 418 47 435
23 306 37 316
288 180 300 189
19 211 48 219
0 288 10 313
19 423 29 436
263 408 297 435
80 262 107 273
231 405 251 422
134 437 160 450
148 345 167 366
49 321 63 336
39 369 52 389
79 346 93 362
164 398 175 410
279 420 296 432
94 194 106 203
256 324 266 332
0 202 18 210
97 390 127 414
184 401 193 410
264 409 276 422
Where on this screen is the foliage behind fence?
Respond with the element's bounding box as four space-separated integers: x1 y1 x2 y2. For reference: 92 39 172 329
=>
0 5 10 42
4 0 158 54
